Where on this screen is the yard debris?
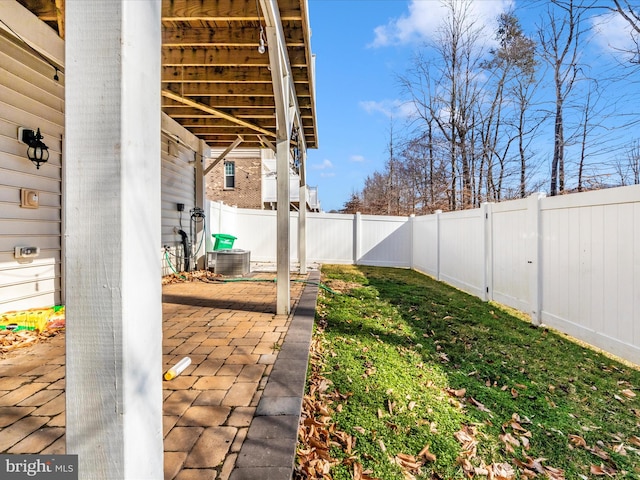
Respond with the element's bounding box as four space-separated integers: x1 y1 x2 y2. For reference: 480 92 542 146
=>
162 269 222 284
0 328 62 355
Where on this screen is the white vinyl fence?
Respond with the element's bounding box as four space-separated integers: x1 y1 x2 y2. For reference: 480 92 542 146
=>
208 184 640 365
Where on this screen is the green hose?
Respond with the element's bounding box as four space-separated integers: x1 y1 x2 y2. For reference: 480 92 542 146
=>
164 251 187 280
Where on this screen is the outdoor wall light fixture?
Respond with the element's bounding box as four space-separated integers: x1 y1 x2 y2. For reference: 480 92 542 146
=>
18 127 49 169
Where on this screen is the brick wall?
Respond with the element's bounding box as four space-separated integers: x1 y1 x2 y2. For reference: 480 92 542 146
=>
205 156 263 209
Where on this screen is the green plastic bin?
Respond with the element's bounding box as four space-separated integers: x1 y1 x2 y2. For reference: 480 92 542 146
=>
212 233 237 250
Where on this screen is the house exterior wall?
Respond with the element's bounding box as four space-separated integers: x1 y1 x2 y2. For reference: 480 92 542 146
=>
161 113 200 274
205 150 262 209
0 28 64 313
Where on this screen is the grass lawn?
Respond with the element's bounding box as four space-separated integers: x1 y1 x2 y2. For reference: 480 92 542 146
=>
296 265 640 480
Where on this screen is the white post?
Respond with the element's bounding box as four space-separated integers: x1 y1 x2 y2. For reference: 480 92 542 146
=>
527 192 546 326
195 139 207 269
299 185 307 274
409 214 415 269
354 212 362 264
435 210 442 280
65 1 163 478
482 203 493 302
276 138 291 315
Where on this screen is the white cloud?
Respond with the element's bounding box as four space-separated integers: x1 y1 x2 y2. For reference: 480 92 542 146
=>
360 99 413 119
350 155 365 163
370 0 513 48
591 11 638 60
312 159 333 170
320 172 336 178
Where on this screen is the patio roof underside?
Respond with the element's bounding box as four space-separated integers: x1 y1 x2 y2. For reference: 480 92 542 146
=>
17 0 318 151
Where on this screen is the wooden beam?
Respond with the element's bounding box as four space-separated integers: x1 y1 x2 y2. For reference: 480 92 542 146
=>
163 82 277 97
163 81 310 97
203 135 244 175
161 45 308 67
258 134 276 151
161 26 304 47
55 0 65 39
0 0 64 68
162 0 302 20
163 65 272 83
162 89 276 138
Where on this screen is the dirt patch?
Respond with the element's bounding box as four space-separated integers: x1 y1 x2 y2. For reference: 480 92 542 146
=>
324 279 361 294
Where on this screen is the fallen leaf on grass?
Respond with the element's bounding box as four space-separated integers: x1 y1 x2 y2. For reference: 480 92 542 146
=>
492 462 516 479
621 389 636 398
418 444 437 462
469 396 492 413
590 464 617 476
446 387 466 398
569 434 587 448
499 433 520 453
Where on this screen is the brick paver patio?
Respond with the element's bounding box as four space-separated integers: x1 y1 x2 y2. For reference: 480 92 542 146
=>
0 270 318 479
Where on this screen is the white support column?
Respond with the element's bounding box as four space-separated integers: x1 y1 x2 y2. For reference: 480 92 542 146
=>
299 184 307 274
276 137 291 315
527 192 546 326
64 1 163 478
264 19 293 316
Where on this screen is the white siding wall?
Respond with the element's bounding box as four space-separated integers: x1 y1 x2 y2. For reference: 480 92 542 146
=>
0 30 64 312
161 114 199 274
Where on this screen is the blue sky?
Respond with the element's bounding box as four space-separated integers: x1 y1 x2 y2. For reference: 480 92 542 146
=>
304 0 639 212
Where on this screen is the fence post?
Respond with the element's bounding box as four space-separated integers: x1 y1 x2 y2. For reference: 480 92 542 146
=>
435 210 442 280
354 212 362 264
409 214 415 269
527 192 546 326
482 202 493 302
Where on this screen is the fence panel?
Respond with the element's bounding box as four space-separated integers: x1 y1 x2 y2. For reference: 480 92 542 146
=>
438 209 486 299
539 186 640 363
490 199 530 313
307 212 355 264
412 214 439 277
359 214 412 267
207 184 640 364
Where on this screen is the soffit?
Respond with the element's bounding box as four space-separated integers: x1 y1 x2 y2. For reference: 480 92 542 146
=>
16 0 318 150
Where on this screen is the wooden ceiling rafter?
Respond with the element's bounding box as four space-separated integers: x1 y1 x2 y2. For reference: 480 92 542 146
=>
15 0 318 149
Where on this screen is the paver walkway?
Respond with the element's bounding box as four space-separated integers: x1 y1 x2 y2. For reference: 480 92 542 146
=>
0 270 320 479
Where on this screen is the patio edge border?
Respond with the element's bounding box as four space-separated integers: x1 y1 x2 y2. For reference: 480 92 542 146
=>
230 270 320 479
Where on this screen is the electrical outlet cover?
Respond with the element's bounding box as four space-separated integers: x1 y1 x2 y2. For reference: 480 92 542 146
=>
20 189 39 208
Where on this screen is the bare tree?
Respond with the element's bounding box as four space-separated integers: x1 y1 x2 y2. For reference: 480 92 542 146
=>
539 0 589 196
400 0 485 210
614 139 640 185
481 11 538 200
